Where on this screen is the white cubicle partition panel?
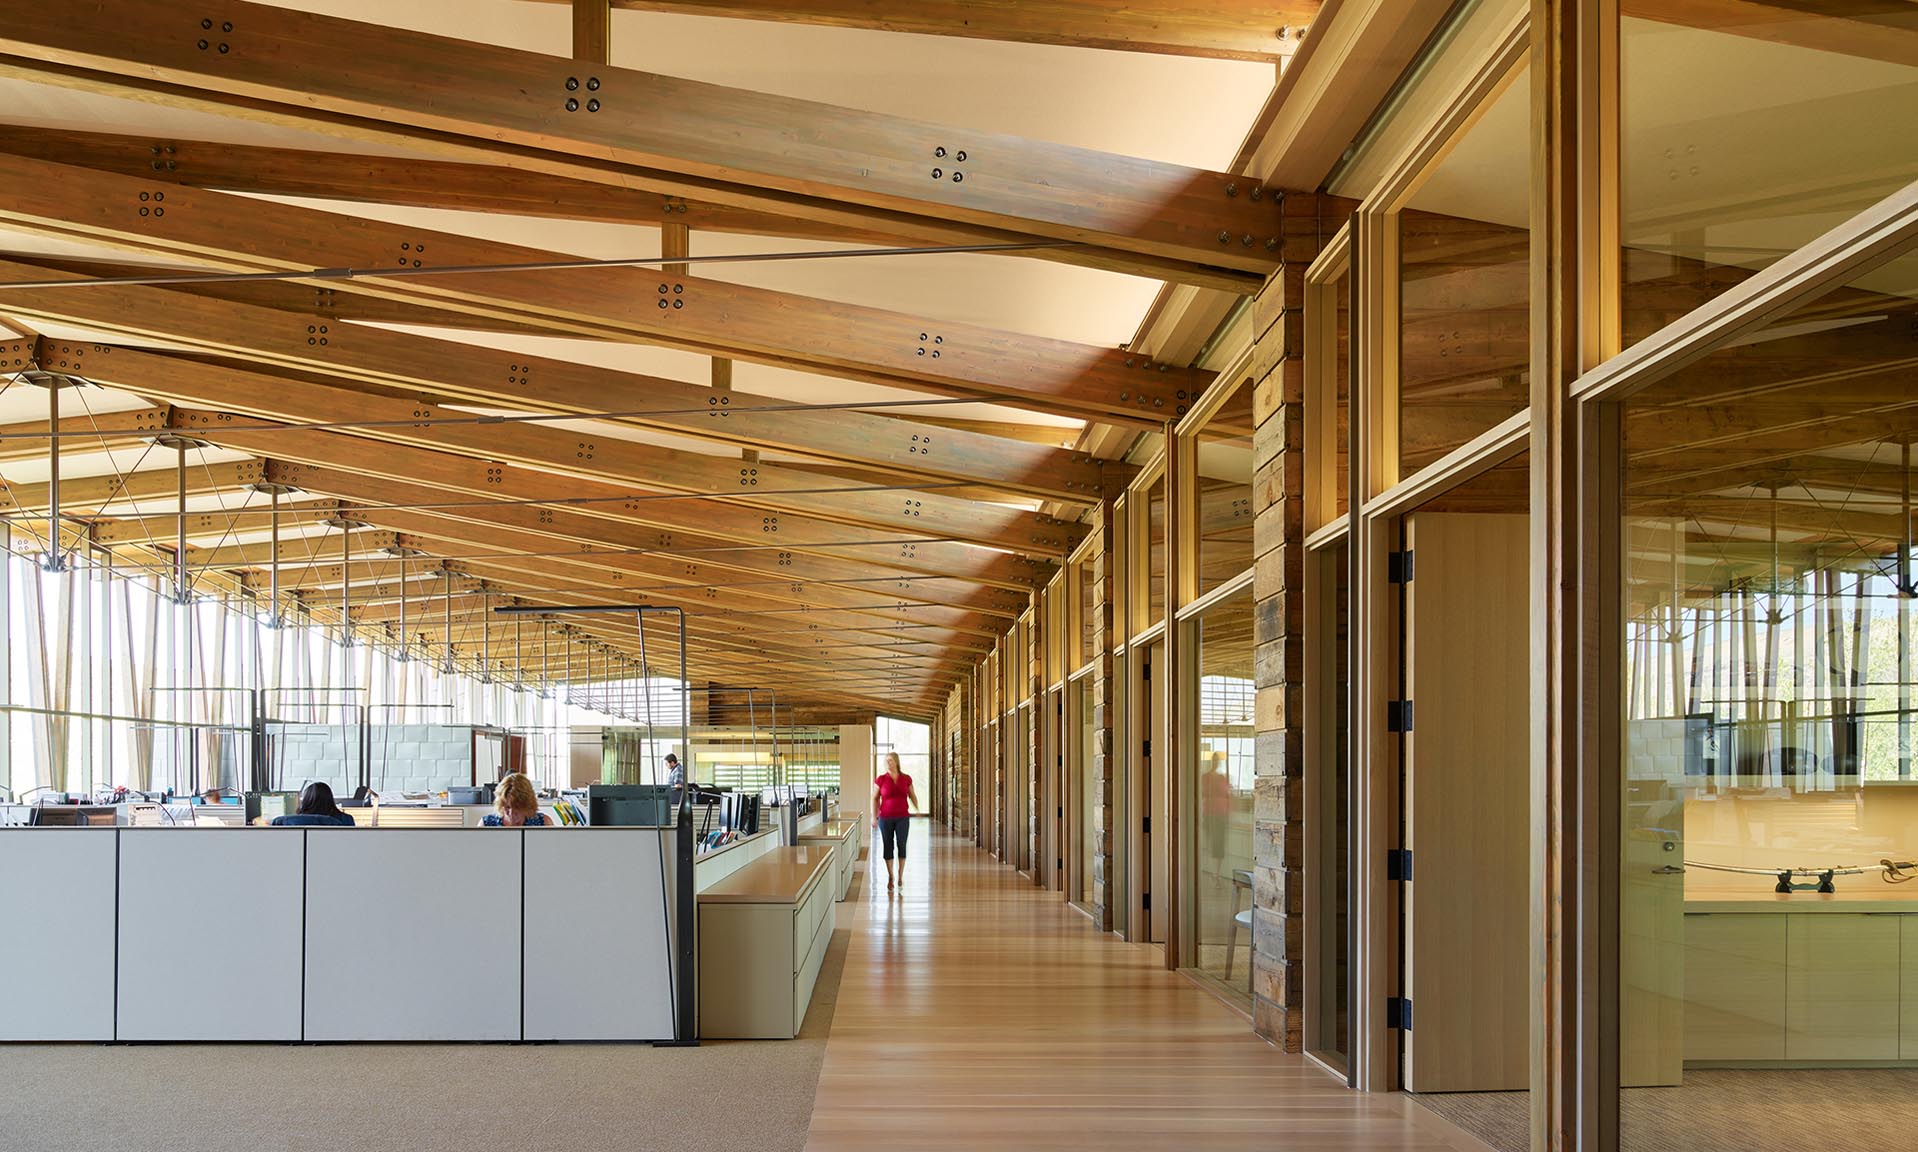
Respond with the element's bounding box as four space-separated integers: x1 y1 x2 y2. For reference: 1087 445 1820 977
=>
116 830 306 1040
522 829 675 1040
304 830 522 1040
0 830 117 1040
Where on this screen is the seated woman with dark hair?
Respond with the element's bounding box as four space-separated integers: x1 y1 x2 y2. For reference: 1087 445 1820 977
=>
270 782 356 827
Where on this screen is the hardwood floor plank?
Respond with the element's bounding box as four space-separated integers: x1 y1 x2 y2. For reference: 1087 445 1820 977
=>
806 827 1499 1151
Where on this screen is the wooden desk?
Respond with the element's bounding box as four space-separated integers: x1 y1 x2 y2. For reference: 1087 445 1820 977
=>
797 815 862 901
698 844 836 1038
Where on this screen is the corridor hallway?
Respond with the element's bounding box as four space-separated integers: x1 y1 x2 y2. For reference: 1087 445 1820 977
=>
805 827 1496 1151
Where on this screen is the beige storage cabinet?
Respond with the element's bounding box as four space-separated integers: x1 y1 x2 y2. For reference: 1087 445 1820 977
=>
1785 913 1900 1060
797 816 861 901
1683 913 1786 1061
1681 902 1918 1064
698 844 835 1039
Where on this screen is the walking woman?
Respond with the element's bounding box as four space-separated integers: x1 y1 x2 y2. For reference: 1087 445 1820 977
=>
873 751 918 892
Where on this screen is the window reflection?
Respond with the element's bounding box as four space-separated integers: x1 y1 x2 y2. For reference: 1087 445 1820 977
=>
1620 8 1918 346
1189 586 1255 1010
1398 63 1531 479
1620 245 1918 1134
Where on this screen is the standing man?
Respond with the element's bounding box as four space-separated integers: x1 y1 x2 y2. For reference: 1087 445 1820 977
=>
663 752 685 788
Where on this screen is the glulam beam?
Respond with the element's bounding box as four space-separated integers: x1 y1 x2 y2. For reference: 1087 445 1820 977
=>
0 0 1295 289
0 155 1198 439
528 0 1319 61
40 344 1081 558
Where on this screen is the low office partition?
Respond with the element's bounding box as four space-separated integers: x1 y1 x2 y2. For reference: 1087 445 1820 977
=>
0 826 683 1043
693 825 783 892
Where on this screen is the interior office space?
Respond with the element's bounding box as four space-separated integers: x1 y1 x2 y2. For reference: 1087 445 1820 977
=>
0 2 1914 1151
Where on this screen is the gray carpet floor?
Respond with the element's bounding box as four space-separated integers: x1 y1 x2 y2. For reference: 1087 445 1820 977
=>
1412 1069 1918 1152
0 912 854 1152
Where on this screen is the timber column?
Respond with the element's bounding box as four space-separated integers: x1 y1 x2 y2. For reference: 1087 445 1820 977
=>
1087 503 1117 931
1249 201 1316 1050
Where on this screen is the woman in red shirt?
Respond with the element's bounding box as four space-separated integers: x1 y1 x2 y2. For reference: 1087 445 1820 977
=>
873 752 918 892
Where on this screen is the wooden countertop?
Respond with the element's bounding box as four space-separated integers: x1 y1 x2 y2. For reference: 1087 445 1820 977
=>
798 818 860 840
1686 890 1918 913
697 845 833 904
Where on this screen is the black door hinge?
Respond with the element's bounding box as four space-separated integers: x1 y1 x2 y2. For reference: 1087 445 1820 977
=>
1142 815 1151 835
1142 891 1151 911
1387 700 1414 733
1387 996 1413 1031
1142 738 1152 757
1058 806 1064 818
1143 662 1151 681
1387 848 1412 881
1387 549 1415 584
1058 858 1064 870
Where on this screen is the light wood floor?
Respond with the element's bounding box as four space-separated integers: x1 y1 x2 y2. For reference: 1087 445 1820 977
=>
806 825 1500 1151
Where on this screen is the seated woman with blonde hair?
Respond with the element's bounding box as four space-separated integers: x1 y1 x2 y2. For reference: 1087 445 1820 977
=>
482 773 551 828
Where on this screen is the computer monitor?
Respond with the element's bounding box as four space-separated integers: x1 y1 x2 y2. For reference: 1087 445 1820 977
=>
28 807 77 827
246 791 298 823
586 783 674 827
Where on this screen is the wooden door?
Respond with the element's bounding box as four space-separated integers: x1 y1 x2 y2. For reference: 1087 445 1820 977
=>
1403 512 1529 1092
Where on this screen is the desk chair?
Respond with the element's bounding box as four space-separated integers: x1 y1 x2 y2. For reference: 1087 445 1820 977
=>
1223 869 1254 985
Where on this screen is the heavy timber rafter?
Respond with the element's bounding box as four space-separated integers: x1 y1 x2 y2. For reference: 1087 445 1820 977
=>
13 340 1082 559
0 0 1311 291
0 153 1204 437
524 0 1320 62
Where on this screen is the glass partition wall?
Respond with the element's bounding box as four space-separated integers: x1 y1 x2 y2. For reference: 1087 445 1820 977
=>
935 0 1918 1145
1175 371 1257 1010
1617 241 1918 1148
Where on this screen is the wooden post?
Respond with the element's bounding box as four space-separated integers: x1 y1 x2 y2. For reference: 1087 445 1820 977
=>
1531 0 1619 1146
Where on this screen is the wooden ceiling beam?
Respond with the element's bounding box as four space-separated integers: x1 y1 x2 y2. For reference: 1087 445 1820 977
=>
252 440 1044 590
51 344 1080 557
386 621 981 677
0 405 171 462
88 499 340 544
0 156 1200 438
0 126 898 243
366 534 1004 646
391 623 975 686
238 565 470 596
370 508 1009 632
1620 0 1918 69
413 543 1003 645
260 452 1043 592
330 483 1021 617
0 0 1296 289
0 453 265 514
527 0 1318 61
384 616 974 684
186 528 396 569
286 574 977 698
